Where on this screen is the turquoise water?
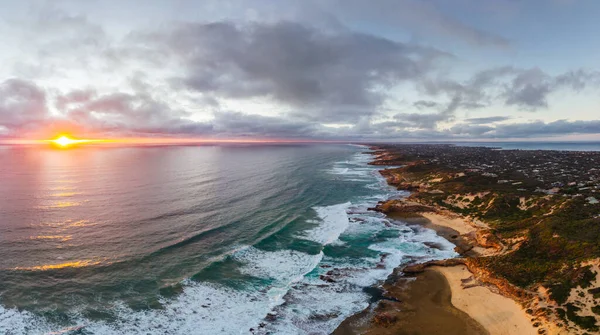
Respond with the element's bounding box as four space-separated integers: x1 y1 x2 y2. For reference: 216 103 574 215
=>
0 144 456 334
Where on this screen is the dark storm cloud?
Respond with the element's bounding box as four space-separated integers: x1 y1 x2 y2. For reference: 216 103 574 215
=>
0 79 48 129
154 21 451 123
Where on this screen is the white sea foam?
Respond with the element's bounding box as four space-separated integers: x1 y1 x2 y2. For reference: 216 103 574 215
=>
260 282 370 334
1 148 459 335
257 151 459 334
0 305 52 335
1 282 273 335
72 283 273 335
299 202 352 245
235 247 322 283
0 246 328 335
234 246 324 307
327 153 379 182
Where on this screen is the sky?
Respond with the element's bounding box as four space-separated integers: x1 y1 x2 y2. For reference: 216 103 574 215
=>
1 0 599 142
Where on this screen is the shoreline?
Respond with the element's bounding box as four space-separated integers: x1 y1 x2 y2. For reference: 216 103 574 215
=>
334 266 490 335
335 145 540 335
431 265 537 335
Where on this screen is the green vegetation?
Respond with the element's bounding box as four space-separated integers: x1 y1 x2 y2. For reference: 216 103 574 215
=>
565 303 598 332
388 159 600 288
375 145 600 332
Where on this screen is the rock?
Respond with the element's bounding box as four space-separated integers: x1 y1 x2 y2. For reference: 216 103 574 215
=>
402 258 467 274
372 312 398 327
309 312 339 321
454 243 474 255
320 275 336 283
460 276 474 284
423 241 445 250
370 199 435 214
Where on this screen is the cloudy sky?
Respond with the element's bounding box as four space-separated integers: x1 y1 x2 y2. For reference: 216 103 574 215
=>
1 0 600 141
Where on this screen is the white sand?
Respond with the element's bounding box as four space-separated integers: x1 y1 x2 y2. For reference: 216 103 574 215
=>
432 265 538 335
421 212 476 235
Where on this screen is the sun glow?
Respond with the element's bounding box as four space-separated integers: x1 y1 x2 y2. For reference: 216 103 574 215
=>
54 136 76 147
48 135 99 148
19 135 335 148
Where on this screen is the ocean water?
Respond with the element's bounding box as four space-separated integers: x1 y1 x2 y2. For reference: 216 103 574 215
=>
0 144 457 334
449 141 600 151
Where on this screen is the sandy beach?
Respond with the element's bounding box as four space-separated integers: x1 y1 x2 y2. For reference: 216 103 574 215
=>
364 144 600 334
334 208 540 335
363 198 540 334
431 265 538 335
333 269 489 335
420 212 477 235
418 212 538 334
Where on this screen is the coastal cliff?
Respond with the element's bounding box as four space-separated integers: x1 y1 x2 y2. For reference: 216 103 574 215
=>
339 144 600 335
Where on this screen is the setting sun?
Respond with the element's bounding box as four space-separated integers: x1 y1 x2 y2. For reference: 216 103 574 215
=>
53 136 76 147
49 135 98 148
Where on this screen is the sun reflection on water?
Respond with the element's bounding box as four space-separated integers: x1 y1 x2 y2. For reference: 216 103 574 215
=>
12 259 106 271
37 201 83 209
29 235 72 242
49 192 81 197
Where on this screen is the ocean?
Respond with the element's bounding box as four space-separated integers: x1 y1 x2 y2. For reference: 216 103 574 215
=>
0 144 457 335
446 141 600 151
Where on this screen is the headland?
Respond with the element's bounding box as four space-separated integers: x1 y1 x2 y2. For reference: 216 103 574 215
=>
338 144 600 335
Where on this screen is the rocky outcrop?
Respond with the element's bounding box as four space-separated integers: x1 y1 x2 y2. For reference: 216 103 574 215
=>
369 199 435 214
475 230 504 251
402 258 467 274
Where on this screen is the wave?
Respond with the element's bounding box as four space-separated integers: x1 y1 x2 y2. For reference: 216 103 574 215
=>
1 148 458 335
298 202 351 245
